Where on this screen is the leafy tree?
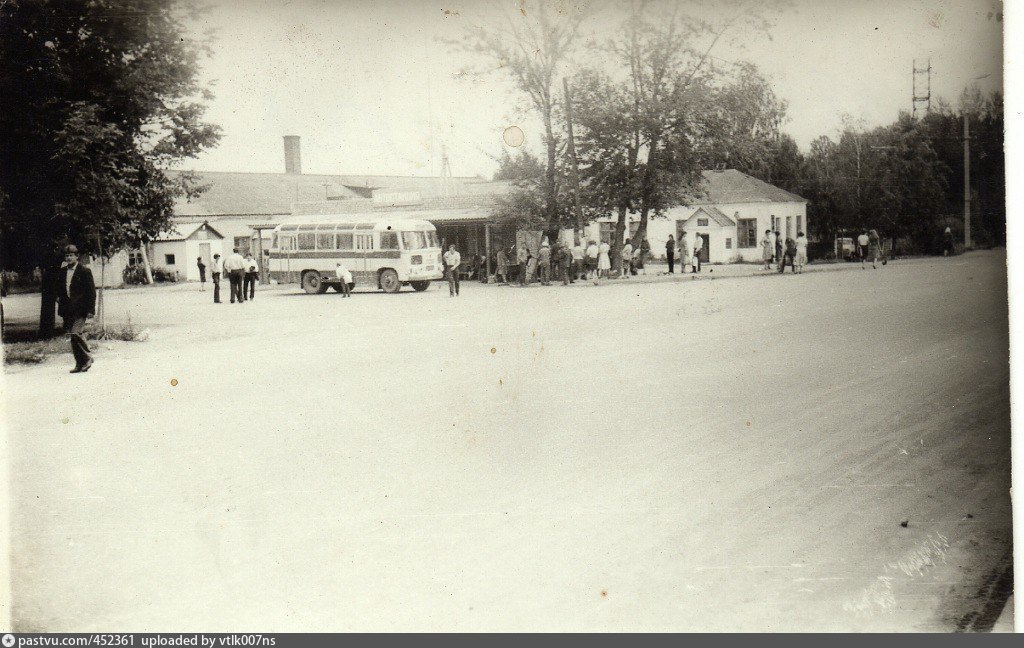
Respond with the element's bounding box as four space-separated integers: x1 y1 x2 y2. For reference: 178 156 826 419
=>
0 0 220 332
455 1 585 229
492 150 545 182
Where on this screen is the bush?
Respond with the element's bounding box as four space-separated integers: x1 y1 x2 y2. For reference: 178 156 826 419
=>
122 264 148 285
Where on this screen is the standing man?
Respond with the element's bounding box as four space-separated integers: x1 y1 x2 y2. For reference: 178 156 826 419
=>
571 239 584 282
560 241 573 285
666 235 676 274
690 232 703 273
223 247 246 303
244 253 259 300
196 256 207 291
210 253 223 303
943 226 955 256
496 246 509 284
774 231 784 273
444 244 461 297
58 245 96 373
538 238 552 286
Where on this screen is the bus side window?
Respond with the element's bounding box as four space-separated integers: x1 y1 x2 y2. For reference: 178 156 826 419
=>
316 233 334 250
272 233 278 249
380 231 399 250
355 234 373 251
337 233 354 250
297 232 315 250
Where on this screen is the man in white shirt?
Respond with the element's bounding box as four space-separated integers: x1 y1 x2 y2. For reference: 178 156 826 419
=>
334 262 352 297
690 232 703 273
222 248 247 303
210 253 223 303
857 230 870 266
243 253 259 300
571 241 584 282
443 244 461 296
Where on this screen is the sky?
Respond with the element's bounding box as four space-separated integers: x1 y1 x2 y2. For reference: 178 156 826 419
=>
181 0 1005 178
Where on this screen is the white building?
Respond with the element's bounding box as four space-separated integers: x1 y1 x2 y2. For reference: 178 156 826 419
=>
585 169 808 263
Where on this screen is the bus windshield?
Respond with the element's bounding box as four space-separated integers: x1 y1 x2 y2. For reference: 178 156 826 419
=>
401 231 430 250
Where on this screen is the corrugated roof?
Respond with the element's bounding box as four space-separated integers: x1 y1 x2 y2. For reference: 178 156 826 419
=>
695 169 806 204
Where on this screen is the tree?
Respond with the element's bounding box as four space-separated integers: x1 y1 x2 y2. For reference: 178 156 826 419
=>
454 0 585 229
572 1 780 270
0 0 220 334
492 149 545 182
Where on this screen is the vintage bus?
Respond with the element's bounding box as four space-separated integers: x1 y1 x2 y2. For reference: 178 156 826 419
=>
268 215 443 293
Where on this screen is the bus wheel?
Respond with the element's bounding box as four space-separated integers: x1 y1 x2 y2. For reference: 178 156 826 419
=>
302 271 324 294
410 281 430 292
379 269 401 293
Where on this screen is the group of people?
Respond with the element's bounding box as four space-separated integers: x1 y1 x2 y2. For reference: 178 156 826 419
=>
759 229 810 274
491 237 651 287
665 232 706 274
855 229 885 269
200 249 260 303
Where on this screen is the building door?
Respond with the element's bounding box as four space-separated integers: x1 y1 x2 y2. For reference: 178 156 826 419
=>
198 243 211 282
698 234 710 263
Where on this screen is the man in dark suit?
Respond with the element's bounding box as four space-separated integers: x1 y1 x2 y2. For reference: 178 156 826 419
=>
57 245 97 373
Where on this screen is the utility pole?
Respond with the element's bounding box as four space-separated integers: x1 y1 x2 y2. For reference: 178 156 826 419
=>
963 112 971 248
563 77 585 244
912 59 931 119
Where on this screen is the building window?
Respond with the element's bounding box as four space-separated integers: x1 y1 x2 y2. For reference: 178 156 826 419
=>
316 233 334 250
127 251 144 267
786 216 793 239
697 218 709 227
797 215 804 236
297 232 316 250
164 254 175 265
600 222 639 244
736 218 757 248
380 231 399 250
337 233 354 250
725 238 732 250
234 236 250 254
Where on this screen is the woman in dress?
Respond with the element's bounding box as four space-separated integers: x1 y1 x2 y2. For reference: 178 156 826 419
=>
761 229 773 271
795 231 808 274
598 240 611 279
678 230 691 274
495 246 508 284
868 229 882 269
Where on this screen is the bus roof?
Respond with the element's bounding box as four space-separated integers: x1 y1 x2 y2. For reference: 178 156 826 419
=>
273 213 437 232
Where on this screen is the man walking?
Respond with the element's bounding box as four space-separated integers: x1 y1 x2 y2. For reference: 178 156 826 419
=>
571 240 584 282
58 245 96 373
335 262 352 297
244 252 259 300
858 230 870 267
196 256 206 290
444 244 461 296
210 253 223 303
666 235 676 274
223 247 246 303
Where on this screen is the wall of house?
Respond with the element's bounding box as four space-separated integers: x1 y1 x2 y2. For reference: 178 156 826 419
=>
589 200 807 264
151 241 188 279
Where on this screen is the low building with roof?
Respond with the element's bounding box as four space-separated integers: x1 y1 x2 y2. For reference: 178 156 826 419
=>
585 169 808 264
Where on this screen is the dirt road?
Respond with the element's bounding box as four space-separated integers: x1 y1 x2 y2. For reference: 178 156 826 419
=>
3 252 1012 631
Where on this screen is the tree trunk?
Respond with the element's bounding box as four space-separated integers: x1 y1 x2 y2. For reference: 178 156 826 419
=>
38 264 57 338
140 241 154 284
543 103 558 230
635 136 660 245
612 205 628 276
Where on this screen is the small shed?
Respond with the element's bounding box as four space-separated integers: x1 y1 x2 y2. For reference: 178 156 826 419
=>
150 221 225 281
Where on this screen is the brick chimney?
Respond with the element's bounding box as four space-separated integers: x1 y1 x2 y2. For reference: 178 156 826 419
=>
283 135 301 174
